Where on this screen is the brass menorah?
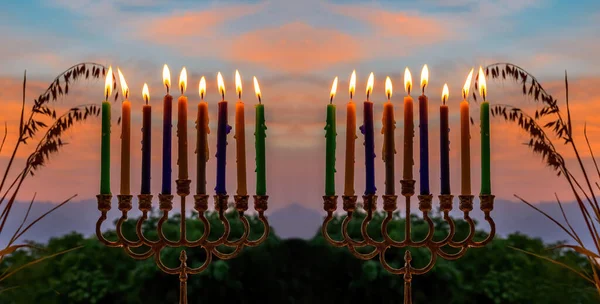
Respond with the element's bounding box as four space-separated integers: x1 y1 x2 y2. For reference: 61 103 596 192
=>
322 180 495 304
96 181 269 304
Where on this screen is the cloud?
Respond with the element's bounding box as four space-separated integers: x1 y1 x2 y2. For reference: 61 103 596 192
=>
327 4 449 41
136 3 264 43
226 22 363 73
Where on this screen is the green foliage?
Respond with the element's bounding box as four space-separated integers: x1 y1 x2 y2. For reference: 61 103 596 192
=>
0 210 597 303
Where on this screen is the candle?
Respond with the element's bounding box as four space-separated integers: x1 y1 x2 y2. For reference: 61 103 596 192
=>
362 72 376 195
161 65 173 194
418 65 430 194
100 67 113 195
325 77 338 196
141 84 152 194
117 69 131 195
235 70 248 196
478 67 491 195
196 77 209 195
440 84 451 195
382 76 395 195
254 77 267 196
177 67 189 180
460 69 474 195
403 68 414 181
343 71 357 196
215 72 229 194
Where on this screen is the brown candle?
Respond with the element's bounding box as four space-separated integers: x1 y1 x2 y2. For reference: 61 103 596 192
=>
234 70 248 196
403 68 414 180
460 69 474 195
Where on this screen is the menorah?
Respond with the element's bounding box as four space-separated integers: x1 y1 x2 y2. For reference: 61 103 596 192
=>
96 186 269 304
322 182 495 304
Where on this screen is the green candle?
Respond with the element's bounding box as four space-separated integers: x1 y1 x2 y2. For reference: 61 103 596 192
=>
325 77 338 196
254 77 267 196
100 67 113 195
478 67 491 195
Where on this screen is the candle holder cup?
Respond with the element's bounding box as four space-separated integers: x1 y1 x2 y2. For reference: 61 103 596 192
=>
96 182 269 304
322 180 495 304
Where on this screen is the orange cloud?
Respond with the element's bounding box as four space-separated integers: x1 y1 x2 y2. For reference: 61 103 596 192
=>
227 22 363 73
326 3 450 42
136 3 264 43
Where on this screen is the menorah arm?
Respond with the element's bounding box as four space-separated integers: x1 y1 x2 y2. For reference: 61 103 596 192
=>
469 211 496 247
430 210 456 247
186 211 211 247
154 249 184 276
435 246 469 261
342 212 370 247
96 211 122 248
211 244 245 260
123 245 156 260
244 211 270 247
185 247 213 275
379 247 437 275
322 212 348 247
220 212 250 247
448 213 476 248
135 211 159 246
157 211 184 247
205 209 231 247
115 211 145 248
347 243 380 260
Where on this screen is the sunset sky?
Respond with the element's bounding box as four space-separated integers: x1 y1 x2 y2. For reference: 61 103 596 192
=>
1 0 600 219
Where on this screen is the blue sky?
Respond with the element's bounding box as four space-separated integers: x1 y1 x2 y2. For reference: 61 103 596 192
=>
0 0 600 212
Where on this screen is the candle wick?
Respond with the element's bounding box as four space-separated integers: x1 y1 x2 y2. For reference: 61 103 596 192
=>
238 92 242 100
350 92 353 100
367 91 370 102
166 84 170 95
258 95 262 104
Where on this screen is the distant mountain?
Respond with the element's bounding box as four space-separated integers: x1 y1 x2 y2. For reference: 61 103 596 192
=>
0 197 593 248
268 203 323 239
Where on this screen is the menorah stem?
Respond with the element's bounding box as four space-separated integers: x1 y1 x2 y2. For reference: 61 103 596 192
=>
181 196 187 242
403 250 413 304
404 195 411 242
179 251 188 304
404 279 412 304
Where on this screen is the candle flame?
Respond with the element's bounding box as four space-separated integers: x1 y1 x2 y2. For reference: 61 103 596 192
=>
235 70 242 99
385 76 392 100
404 67 412 95
199 76 206 100
253 76 262 103
217 72 225 100
349 70 356 99
366 72 374 100
420 64 428 94
163 64 171 93
142 83 150 104
478 66 487 101
179 67 187 94
117 68 129 99
330 76 338 103
104 66 113 100
462 68 474 99
442 83 449 105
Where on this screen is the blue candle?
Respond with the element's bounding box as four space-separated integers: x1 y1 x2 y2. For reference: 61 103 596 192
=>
141 84 152 194
161 65 173 194
418 65 430 195
440 84 451 194
215 72 230 194
362 72 376 195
